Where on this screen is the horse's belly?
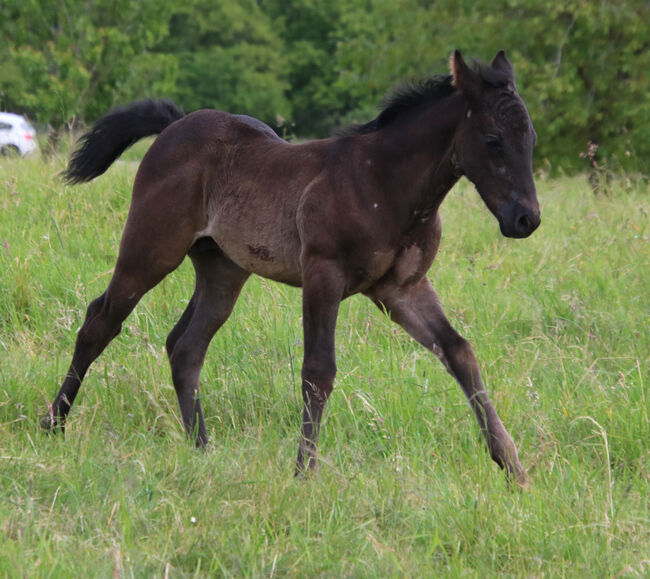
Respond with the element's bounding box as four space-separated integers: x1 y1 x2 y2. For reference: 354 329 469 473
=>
210 225 303 286
225 240 303 286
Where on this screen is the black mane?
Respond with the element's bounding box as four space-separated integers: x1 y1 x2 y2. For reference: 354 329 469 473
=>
341 60 513 136
342 75 455 136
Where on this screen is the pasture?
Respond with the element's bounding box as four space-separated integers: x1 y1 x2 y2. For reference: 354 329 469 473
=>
1 154 648 576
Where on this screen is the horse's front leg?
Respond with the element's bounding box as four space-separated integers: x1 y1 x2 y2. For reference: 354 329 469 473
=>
295 258 345 475
367 276 527 485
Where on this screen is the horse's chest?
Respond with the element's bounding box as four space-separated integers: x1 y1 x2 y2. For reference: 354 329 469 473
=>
392 243 429 286
342 214 440 294
343 248 396 294
386 217 441 287
344 240 433 295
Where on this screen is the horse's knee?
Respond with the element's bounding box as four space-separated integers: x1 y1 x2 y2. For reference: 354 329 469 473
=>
302 355 337 383
302 356 337 402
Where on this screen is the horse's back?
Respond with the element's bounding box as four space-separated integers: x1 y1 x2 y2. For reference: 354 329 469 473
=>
133 109 287 190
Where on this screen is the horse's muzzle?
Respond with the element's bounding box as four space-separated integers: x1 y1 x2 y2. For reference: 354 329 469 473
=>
498 200 541 238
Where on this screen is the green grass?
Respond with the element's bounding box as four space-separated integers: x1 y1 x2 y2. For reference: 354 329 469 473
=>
1 154 648 577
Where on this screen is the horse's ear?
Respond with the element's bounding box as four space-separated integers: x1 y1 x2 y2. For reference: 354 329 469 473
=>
449 50 479 92
491 50 514 79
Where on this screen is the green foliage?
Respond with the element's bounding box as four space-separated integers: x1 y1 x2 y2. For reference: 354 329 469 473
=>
0 0 177 126
328 0 650 173
263 0 349 134
161 0 291 124
1 0 648 172
0 156 648 575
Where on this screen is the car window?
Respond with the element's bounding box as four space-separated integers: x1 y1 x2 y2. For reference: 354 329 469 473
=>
0 122 11 130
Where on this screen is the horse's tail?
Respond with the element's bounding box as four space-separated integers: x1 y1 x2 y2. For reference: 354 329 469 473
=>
64 99 185 184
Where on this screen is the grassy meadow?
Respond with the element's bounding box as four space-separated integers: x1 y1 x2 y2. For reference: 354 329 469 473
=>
0 151 648 577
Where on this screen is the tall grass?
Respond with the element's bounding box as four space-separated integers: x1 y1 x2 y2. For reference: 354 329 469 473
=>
1 154 648 577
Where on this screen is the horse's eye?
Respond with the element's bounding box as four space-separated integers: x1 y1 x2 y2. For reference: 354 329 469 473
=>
484 134 502 152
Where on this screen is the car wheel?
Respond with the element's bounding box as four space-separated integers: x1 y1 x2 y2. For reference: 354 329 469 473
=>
1 145 21 157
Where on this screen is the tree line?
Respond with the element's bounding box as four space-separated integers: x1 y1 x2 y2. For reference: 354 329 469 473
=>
1 0 647 173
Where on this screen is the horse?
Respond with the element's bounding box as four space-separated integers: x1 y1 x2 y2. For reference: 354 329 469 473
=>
42 50 539 485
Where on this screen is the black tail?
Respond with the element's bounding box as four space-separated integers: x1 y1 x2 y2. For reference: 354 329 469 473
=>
64 100 185 184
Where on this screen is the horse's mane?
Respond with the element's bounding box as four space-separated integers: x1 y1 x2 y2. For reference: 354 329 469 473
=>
341 75 454 136
340 60 512 136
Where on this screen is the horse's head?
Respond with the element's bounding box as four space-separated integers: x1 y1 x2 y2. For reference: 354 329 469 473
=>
451 50 540 238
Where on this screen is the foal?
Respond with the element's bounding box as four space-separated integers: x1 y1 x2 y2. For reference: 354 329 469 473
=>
43 51 539 484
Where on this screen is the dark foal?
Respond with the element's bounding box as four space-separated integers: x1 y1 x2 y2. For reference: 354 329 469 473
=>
43 50 539 484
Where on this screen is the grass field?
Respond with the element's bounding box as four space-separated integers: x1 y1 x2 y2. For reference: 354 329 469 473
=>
1 152 648 577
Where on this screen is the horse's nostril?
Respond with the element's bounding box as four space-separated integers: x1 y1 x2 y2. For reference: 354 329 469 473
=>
516 213 531 234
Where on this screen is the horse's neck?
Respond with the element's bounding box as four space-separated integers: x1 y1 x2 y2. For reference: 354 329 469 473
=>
374 92 465 219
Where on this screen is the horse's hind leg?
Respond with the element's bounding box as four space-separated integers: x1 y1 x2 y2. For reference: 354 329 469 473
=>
42 259 180 431
165 240 249 446
366 277 527 485
42 193 197 431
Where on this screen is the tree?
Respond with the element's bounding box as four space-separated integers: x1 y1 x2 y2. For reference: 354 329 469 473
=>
0 0 177 129
0 0 646 172
261 0 349 135
159 0 291 127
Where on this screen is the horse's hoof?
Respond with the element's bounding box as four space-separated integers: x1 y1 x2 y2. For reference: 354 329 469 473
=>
508 467 529 490
40 413 61 433
516 473 530 490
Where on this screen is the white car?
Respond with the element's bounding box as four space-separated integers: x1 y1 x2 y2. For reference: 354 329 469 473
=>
0 112 38 156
